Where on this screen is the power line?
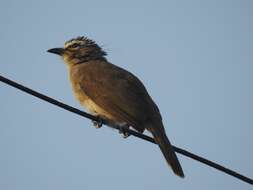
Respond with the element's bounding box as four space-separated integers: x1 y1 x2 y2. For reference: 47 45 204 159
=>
0 74 252 185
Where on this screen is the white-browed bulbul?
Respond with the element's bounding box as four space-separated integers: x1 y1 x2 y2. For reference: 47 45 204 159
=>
48 36 184 177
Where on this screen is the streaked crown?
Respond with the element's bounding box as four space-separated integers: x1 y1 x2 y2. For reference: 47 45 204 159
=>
64 36 96 49
64 36 106 55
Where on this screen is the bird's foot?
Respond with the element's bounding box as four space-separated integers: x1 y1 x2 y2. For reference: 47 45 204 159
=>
92 117 103 129
118 124 130 138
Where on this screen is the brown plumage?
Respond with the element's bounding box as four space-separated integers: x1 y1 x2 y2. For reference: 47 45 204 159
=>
48 36 184 177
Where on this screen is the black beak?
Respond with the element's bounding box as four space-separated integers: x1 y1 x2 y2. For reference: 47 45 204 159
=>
47 48 65 56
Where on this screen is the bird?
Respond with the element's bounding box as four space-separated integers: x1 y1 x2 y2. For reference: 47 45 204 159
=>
47 36 184 177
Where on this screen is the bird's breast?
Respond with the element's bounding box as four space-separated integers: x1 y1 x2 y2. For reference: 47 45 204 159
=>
69 77 114 120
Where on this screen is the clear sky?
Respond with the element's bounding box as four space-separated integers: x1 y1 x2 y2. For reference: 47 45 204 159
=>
0 0 252 189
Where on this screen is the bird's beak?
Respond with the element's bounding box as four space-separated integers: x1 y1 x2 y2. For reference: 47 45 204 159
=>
47 48 65 56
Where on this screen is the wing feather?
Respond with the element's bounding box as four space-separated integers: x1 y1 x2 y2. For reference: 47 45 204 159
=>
77 61 152 132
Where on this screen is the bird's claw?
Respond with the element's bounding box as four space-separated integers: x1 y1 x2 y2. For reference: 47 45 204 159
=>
92 118 103 129
118 125 130 138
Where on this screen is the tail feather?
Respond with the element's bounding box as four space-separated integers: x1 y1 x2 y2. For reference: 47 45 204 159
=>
149 125 184 178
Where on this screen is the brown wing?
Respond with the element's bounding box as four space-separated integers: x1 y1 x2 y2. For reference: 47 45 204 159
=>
76 60 155 133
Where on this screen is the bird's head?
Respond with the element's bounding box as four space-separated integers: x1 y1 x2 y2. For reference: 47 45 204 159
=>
48 36 107 66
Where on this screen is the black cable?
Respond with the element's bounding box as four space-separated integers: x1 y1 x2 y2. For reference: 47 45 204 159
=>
0 74 252 185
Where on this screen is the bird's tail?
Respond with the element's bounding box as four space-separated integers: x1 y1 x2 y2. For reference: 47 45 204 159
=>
148 123 184 178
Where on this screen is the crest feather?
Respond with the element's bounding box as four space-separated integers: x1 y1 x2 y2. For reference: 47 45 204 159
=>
64 36 96 48
64 36 107 57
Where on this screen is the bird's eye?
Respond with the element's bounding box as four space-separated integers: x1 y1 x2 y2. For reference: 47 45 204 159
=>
69 43 79 48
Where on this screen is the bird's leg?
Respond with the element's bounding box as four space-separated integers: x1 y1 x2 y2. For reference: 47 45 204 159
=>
92 116 103 129
118 123 130 138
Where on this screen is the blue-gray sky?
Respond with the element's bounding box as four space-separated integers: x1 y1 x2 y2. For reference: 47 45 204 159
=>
0 0 252 189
